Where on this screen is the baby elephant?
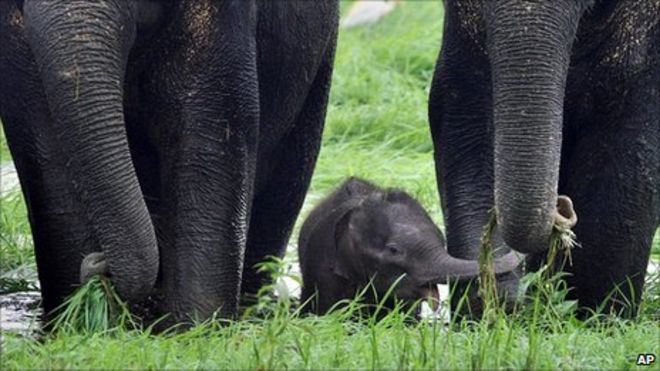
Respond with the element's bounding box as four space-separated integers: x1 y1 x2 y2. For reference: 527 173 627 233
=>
298 178 523 315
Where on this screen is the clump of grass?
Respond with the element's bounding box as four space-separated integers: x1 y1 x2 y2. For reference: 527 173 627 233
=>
545 222 579 278
48 276 135 334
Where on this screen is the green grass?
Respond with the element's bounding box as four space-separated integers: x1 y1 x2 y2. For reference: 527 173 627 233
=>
3 308 658 370
1 1 659 369
0 192 33 277
46 276 136 334
0 127 12 164
2 263 659 370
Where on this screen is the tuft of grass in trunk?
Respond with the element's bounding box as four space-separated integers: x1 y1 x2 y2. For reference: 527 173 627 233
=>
478 208 579 310
545 222 579 278
477 209 500 318
48 276 135 334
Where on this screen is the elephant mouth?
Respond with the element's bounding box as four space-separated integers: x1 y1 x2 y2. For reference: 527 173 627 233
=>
423 283 441 311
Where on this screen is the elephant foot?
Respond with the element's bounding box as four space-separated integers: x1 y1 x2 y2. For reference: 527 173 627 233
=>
80 252 108 284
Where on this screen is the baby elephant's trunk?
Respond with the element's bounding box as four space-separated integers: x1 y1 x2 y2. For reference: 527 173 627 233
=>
424 249 523 284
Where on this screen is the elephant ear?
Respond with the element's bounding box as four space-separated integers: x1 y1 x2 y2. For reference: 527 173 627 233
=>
298 193 362 280
299 178 373 281
332 210 354 280
330 199 366 280
333 186 387 281
343 177 379 198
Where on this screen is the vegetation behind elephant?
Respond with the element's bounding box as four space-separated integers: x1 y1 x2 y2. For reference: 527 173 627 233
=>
430 0 659 317
298 178 523 315
0 0 339 324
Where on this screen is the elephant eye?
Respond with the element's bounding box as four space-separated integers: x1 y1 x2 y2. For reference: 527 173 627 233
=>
386 244 401 255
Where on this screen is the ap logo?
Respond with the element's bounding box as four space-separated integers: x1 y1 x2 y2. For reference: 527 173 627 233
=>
636 354 656 366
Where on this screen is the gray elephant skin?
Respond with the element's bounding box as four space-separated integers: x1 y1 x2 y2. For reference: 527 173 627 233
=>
298 178 523 315
430 0 659 317
0 0 339 324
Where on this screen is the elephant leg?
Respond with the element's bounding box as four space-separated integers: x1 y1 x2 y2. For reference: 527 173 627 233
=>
0 2 96 315
429 16 520 317
155 3 260 323
560 83 659 318
20 0 159 303
240 48 336 300
1 116 98 316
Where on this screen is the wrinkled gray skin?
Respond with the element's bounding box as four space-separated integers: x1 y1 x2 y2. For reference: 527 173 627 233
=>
430 0 659 317
298 178 523 315
0 0 339 325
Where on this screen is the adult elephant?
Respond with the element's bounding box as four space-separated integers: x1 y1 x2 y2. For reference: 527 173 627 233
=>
430 0 659 317
0 0 339 323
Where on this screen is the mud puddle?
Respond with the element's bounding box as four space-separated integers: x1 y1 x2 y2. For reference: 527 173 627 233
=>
0 291 42 338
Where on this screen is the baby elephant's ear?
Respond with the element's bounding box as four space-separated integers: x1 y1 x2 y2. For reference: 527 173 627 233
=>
332 210 358 280
332 254 352 280
343 177 377 197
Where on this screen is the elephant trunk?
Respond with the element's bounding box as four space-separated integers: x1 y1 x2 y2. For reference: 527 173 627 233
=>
24 1 158 302
420 248 524 284
485 1 583 254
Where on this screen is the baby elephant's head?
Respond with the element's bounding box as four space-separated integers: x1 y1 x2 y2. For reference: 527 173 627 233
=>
333 179 522 310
